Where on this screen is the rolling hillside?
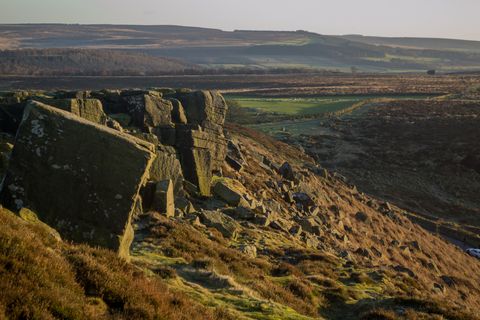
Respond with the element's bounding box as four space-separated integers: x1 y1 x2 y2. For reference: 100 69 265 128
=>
0 48 195 75
1 24 480 72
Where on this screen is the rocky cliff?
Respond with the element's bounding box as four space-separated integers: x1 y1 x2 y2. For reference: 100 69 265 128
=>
0 88 228 259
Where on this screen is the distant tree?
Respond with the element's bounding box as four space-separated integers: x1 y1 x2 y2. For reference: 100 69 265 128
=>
350 66 358 74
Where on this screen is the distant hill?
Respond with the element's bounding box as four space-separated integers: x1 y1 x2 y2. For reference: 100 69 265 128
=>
341 35 480 52
0 48 195 76
1 24 480 72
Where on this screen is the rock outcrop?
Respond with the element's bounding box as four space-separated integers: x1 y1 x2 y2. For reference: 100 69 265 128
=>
0 101 155 259
0 88 229 258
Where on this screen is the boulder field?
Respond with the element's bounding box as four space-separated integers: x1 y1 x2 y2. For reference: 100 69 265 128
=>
0 89 228 259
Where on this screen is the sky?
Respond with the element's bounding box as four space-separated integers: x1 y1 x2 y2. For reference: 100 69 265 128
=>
2 0 480 40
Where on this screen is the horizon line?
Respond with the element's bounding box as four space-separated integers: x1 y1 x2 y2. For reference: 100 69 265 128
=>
0 23 479 42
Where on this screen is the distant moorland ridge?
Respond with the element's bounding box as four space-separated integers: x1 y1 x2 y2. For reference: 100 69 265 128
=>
1 24 480 72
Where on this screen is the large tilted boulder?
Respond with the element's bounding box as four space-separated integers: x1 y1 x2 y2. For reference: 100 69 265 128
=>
0 101 155 260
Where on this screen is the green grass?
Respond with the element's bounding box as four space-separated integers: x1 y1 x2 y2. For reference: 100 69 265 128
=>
230 94 437 137
227 95 435 117
229 96 363 115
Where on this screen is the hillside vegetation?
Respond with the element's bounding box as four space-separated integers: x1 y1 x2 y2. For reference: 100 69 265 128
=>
0 49 194 76
1 24 480 72
0 207 229 319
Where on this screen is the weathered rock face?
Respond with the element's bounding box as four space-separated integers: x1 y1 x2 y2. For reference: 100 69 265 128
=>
44 98 108 125
0 101 155 259
169 98 188 124
213 180 244 206
0 88 230 257
149 144 184 194
124 93 173 130
175 91 227 129
173 91 228 173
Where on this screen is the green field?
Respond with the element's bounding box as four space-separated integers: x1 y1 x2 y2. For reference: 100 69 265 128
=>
227 94 437 137
227 95 434 116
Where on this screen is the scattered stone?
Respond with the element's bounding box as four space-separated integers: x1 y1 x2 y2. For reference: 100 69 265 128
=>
174 208 184 218
289 224 303 237
293 192 315 210
269 218 293 233
226 155 243 171
400 245 411 256
213 180 244 206
176 197 196 214
441 275 457 287
184 213 203 227
262 156 280 172
393 265 416 278
226 140 246 171
223 206 255 221
253 211 277 227
296 217 322 235
283 191 295 204
199 210 240 239
278 162 295 181
390 239 400 247
355 248 372 258
355 211 370 223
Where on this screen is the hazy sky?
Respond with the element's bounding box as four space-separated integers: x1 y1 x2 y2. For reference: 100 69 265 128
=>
2 0 480 40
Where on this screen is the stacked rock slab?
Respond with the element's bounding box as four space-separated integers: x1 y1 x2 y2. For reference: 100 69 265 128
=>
123 92 173 130
174 90 228 173
42 98 108 125
0 101 155 260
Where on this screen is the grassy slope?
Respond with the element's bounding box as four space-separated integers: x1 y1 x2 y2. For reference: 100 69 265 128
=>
1 119 480 319
0 208 229 320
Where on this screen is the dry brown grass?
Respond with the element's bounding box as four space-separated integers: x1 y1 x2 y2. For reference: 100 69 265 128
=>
0 208 228 320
